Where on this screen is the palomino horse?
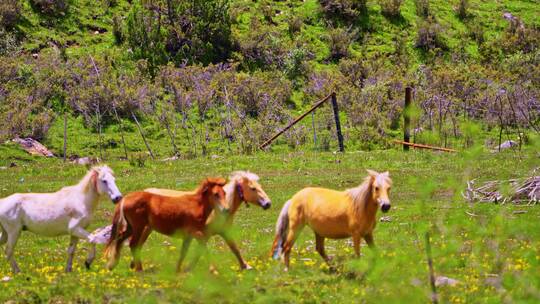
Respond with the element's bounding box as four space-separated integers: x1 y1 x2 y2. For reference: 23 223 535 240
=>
145 171 271 269
105 178 228 272
0 166 122 273
271 170 392 271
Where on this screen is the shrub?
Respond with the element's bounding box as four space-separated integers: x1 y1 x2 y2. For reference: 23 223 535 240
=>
112 14 123 45
125 0 232 74
468 23 484 45
456 0 468 20
283 46 313 84
415 16 446 50
327 27 357 61
288 15 303 35
415 0 430 19
319 0 367 22
0 0 20 29
0 28 18 56
235 19 286 70
380 0 403 19
500 16 540 54
31 0 69 16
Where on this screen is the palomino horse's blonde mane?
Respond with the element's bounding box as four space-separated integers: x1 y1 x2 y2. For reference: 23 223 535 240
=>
346 176 373 212
222 171 260 209
229 171 260 182
346 173 392 212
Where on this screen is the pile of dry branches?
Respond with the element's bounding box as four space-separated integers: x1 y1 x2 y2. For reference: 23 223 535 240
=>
463 168 540 205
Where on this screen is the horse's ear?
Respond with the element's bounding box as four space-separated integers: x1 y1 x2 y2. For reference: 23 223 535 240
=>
201 179 210 193
382 171 390 177
366 169 379 177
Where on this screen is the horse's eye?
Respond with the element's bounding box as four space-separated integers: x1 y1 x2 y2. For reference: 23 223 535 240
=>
375 187 379 191
250 187 256 191
102 179 108 185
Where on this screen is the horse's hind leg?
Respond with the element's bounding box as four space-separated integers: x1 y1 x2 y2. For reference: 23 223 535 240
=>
129 225 150 271
282 221 303 271
0 224 7 246
84 243 96 270
315 233 331 264
4 227 21 273
66 236 79 272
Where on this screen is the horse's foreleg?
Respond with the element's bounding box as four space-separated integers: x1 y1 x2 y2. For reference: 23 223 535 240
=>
68 225 91 240
5 228 21 273
84 243 96 270
221 233 251 270
352 235 361 258
364 233 375 248
66 236 79 272
315 234 331 264
184 238 208 272
176 236 193 273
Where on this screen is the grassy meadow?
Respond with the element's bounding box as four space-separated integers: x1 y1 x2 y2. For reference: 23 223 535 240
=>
0 144 538 303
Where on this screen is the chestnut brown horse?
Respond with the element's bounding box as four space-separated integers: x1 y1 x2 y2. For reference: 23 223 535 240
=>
271 170 392 271
104 178 227 272
145 171 271 270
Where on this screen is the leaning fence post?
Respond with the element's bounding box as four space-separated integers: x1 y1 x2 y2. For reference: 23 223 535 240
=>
331 92 344 152
403 87 412 151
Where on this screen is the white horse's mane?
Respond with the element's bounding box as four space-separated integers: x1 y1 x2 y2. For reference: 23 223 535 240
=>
78 165 113 190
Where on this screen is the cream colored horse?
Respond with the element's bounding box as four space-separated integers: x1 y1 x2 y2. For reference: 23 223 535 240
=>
271 170 392 271
145 171 271 269
0 166 122 273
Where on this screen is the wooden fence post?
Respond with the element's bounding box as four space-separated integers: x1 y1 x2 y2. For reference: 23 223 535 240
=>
404 87 412 151
331 92 345 152
63 112 67 162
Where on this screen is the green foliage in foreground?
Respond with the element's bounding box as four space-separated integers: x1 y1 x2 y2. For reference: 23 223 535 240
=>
0 146 538 303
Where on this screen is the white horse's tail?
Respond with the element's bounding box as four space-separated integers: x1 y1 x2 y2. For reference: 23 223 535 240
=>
270 200 292 260
104 198 128 270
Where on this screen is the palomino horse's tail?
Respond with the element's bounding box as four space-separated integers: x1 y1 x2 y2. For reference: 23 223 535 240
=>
270 200 292 260
104 198 129 270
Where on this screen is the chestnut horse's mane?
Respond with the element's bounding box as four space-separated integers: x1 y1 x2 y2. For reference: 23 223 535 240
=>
193 177 227 194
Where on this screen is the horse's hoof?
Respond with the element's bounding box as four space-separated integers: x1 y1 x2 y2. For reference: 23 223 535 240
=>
242 264 253 270
84 261 91 270
283 267 289 272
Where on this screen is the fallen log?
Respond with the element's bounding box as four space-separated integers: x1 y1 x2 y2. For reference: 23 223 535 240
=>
393 140 458 153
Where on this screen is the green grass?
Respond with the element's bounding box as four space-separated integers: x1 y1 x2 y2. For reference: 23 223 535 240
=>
0 146 538 302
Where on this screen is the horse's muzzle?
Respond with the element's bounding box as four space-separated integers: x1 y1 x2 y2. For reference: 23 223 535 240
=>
260 200 271 210
112 196 123 204
381 203 391 213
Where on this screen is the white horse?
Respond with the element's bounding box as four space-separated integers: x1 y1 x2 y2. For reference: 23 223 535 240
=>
0 165 122 273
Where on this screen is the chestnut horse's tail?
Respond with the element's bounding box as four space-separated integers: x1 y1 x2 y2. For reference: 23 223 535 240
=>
104 198 129 270
270 200 292 260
